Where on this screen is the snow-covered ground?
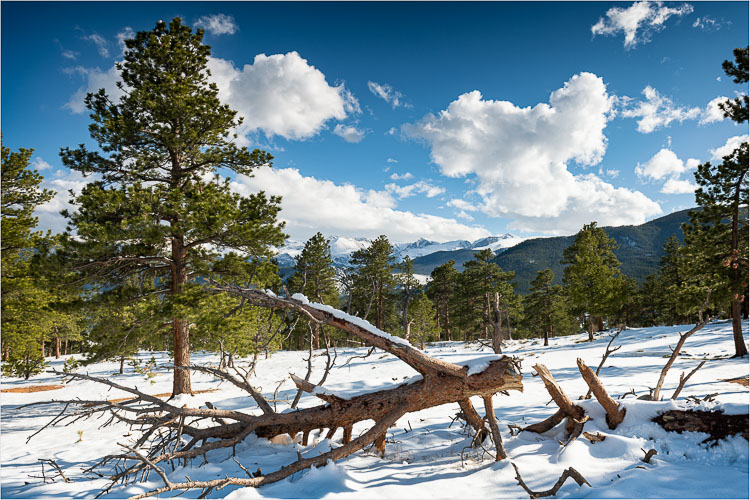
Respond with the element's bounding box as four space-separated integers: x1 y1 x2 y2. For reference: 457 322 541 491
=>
1 320 748 498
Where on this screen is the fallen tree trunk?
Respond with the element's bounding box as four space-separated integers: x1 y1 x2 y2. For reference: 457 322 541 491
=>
654 410 749 442
30 288 524 498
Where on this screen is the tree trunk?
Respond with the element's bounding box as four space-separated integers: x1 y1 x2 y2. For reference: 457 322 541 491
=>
544 324 551 347
55 330 61 359
41 339 45 358
587 317 595 342
504 309 513 341
120 356 125 375
731 299 747 357
172 238 191 395
596 316 604 332
445 306 452 342
313 323 320 350
491 292 503 354
64 338 68 356
376 282 383 330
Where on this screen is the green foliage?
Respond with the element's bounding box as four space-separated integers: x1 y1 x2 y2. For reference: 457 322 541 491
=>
288 233 338 304
426 259 461 341
406 292 440 348
1 143 56 369
522 269 576 344
58 18 286 390
562 222 625 336
348 235 396 329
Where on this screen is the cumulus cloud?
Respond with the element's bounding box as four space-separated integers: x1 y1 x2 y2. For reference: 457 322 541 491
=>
64 64 123 113
699 96 729 124
389 172 414 181
367 81 408 108
661 178 697 194
194 14 238 35
591 1 693 49
66 51 358 142
116 27 135 53
621 86 701 133
710 134 749 161
635 148 699 180
333 124 365 143
386 158 398 163
206 52 359 140
447 199 479 212
35 169 94 233
385 181 445 199
403 72 661 234
31 157 53 171
230 166 489 243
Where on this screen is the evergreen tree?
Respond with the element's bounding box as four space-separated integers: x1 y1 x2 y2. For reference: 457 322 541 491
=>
396 256 421 340
426 260 460 341
682 46 748 357
523 269 572 346
406 292 440 349
59 19 285 394
1 143 55 377
288 233 338 348
349 236 395 329
457 249 516 352
562 222 624 341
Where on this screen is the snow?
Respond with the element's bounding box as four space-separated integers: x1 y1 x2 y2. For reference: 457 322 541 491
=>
1 320 747 498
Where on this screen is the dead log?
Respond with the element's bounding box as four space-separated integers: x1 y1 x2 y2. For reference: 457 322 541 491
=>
641 448 657 463
576 358 625 429
482 395 507 460
458 398 489 444
523 364 585 440
654 410 749 442
512 462 590 498
651 289 711 401
584 327 623 399
30 288 524 498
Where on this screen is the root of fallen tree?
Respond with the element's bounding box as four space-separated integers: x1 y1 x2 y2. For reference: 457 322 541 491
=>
27 288 523 499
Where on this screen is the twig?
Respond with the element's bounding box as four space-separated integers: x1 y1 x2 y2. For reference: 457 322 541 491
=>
512 462 590 498
671 360 707 400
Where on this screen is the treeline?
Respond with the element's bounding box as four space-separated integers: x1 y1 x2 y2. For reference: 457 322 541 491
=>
0 19 746 394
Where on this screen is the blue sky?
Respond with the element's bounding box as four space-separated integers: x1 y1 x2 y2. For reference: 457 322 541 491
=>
2 1 748 243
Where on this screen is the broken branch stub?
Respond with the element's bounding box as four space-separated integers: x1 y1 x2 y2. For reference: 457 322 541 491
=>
576 358 625 429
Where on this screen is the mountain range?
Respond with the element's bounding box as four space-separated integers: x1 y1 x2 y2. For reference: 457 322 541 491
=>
275 208 693 293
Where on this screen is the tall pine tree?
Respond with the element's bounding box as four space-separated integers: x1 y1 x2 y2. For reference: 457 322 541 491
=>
681 46 748 357
349 235 395 329
59 19 285 394
426 260 460 341
562 222 624 341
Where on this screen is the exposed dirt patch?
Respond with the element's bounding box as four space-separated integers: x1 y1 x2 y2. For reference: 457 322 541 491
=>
1 384 65 393
722 376 749 387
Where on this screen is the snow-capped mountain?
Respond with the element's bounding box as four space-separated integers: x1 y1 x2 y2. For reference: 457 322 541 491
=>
274 233 524 269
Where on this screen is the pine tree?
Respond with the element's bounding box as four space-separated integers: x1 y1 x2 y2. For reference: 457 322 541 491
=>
59 19 285 394
523 269 572 346
1 143 55 377
458 249 516 352
349 236 395 329
562 222 624 341
406 292 440 349
681 46 749 357
288 233 338 348
396 256 421 340
426 260 460 341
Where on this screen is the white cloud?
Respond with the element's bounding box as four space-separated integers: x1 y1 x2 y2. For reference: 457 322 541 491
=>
116 27 135 53
386 158 398 163
661 178 697 194
230 166 489 243
367 81 408 108
194 14 238 36
333 124 365 143
447 199 479 212
403 72 662 234
621 86 701 133
206 52 359 140
83 32 110 58
389 172 414 181
699 96 729 124
456 210 474 221
61 50 78 60
64 65 123 113
385 181 445 199
710 134 749 161
692 16 726 31
635 148 698 180
35 169 94 233
31 157 53 171
591 1 693 49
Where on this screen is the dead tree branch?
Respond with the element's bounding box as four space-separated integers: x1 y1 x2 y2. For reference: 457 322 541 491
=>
671 360 707 400
576 358 626 429
584 327 623 399
512 462 590 498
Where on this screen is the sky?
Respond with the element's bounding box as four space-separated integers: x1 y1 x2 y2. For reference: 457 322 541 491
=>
2 1 748 244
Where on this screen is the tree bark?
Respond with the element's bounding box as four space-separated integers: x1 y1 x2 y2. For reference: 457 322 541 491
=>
576 358 625 429
491 292 503 354
654 410 748 441
172 238 191 395
731 299 747 357
54 330 61 359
